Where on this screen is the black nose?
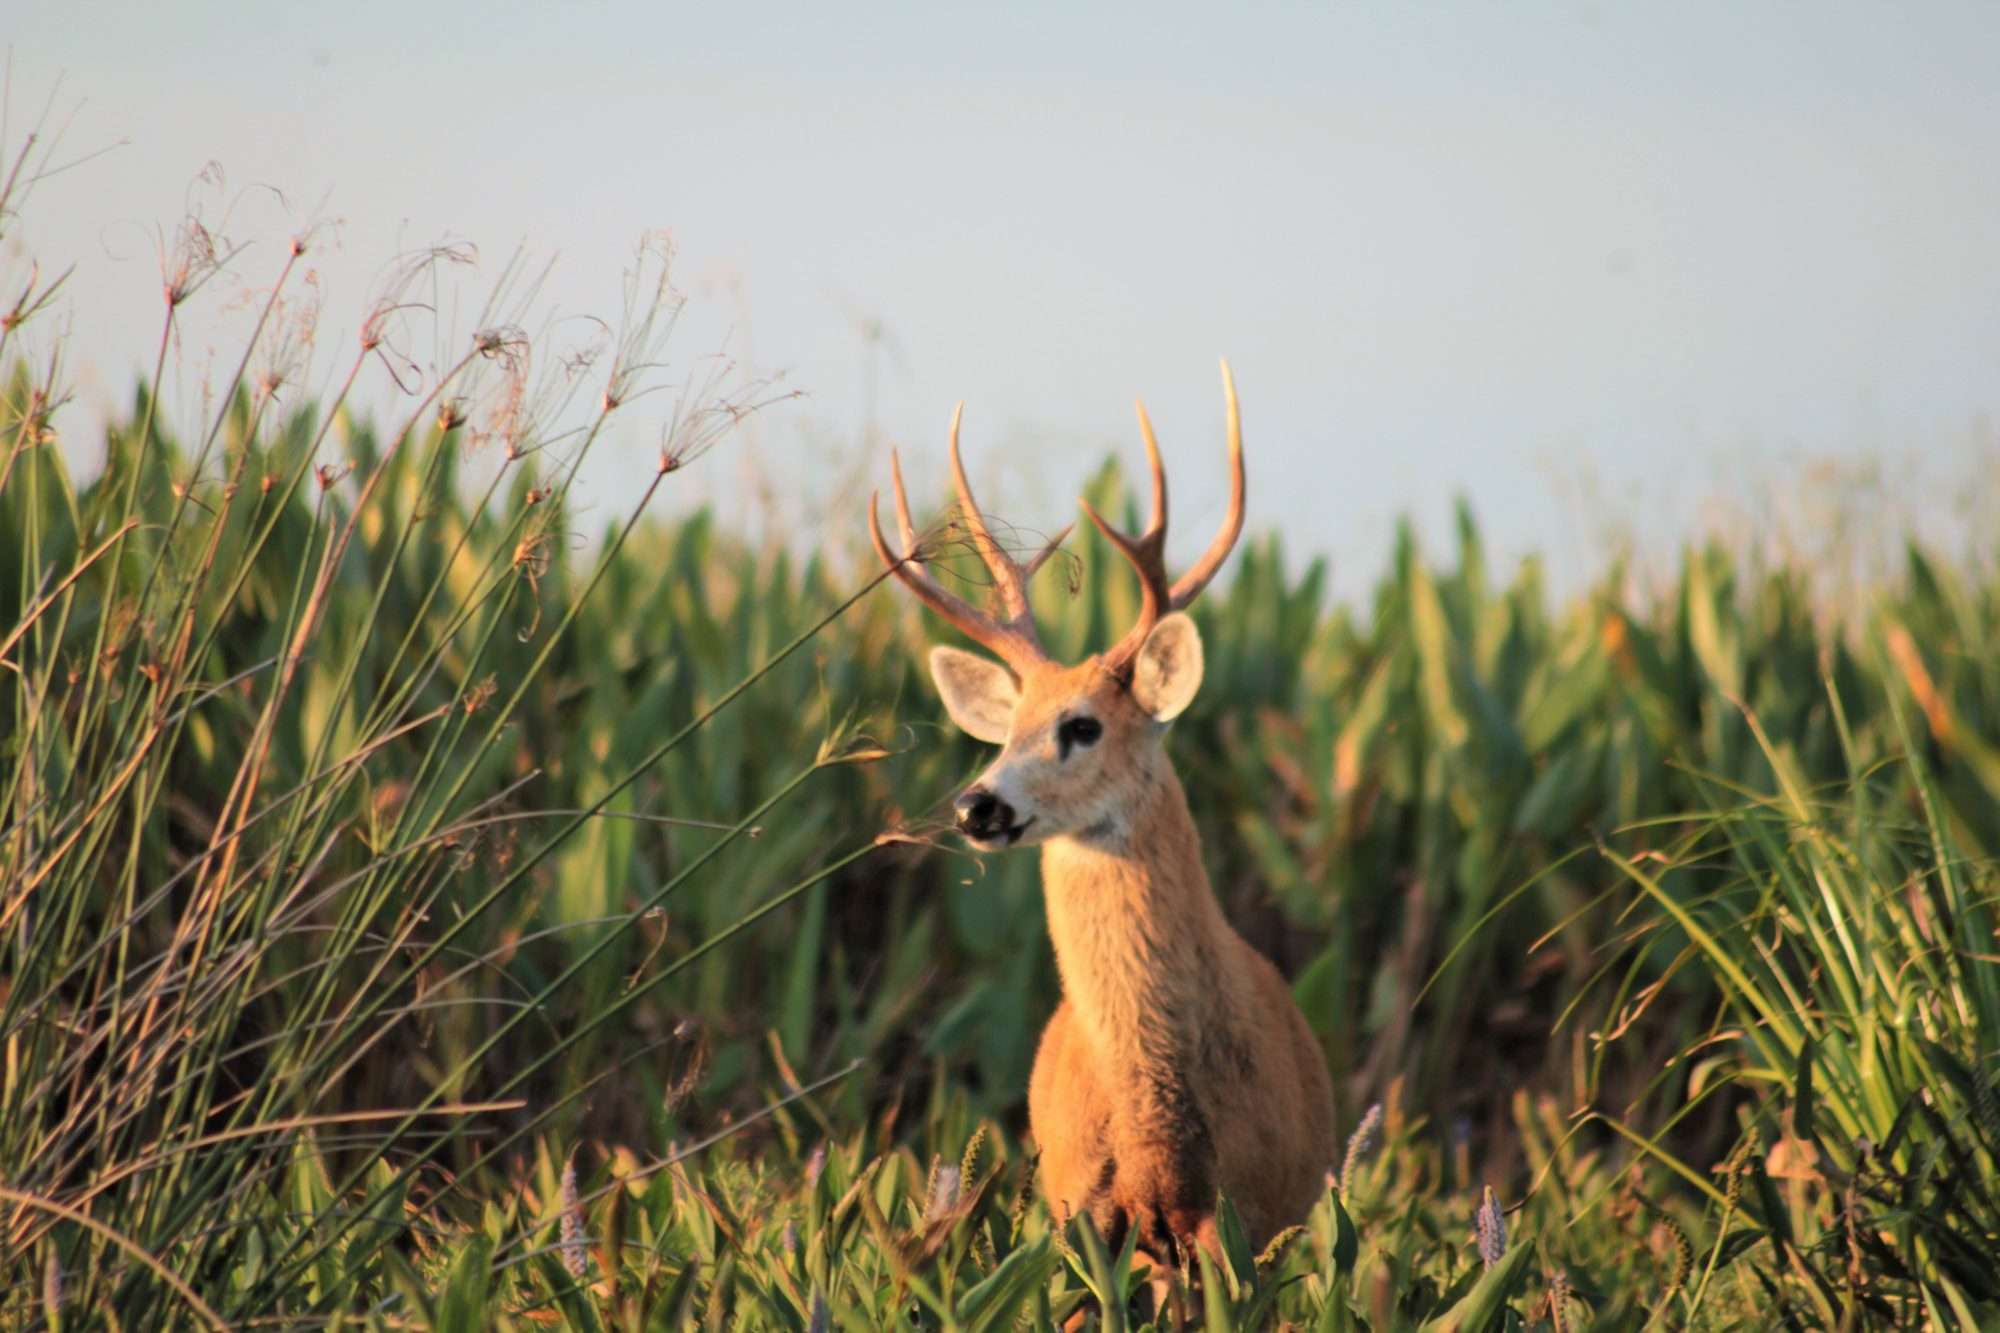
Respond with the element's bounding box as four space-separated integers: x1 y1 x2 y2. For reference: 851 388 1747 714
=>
953 787 1016 841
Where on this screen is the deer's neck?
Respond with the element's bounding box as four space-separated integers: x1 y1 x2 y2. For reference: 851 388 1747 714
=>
1039 756 1242 1063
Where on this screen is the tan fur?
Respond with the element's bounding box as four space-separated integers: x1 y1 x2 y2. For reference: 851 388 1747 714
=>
982 658 1336 1258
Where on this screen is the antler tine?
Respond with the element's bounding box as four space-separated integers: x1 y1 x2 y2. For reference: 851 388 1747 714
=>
869 434 1059 675
1022 522 1075 580
1133 398 1168 540
1082 494 1168 670
1166 358 1247 611
945 403 1040 621
889 448 923 553
1091 359 1249 670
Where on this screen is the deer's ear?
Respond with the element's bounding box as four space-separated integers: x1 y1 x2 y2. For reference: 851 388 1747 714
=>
1130 612 1204 722
929 646 1018 744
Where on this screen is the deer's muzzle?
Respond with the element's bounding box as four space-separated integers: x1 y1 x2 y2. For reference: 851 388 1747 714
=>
954 787 1028 845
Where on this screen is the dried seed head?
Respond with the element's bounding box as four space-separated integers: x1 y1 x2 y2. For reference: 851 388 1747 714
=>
1547 1269 1573 1333
960 1124 992 1183
42 1250 61 1319
1340 1102 1384 1194
1255 1224 1306 1274
462 676 498 715
559 1156 588 1280
662 1019 706 1114
512 532 551 583
163 213 227 308
1661 1214 1694 1294
924 1163 962 1222
1475 1185 1506 1268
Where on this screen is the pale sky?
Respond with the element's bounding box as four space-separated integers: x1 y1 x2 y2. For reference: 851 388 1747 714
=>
9 2 1999 597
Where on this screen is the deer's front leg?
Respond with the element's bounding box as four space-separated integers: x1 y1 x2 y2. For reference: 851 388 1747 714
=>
1113 1063 1220 1244
1028 1003 1120 1227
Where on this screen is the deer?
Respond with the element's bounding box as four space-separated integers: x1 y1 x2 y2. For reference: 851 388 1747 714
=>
868 362 1336 1281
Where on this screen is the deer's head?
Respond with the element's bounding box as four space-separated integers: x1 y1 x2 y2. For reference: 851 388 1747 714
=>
869 363 1246 850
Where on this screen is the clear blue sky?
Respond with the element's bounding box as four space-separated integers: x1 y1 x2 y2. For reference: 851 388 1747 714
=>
10 1 1999 596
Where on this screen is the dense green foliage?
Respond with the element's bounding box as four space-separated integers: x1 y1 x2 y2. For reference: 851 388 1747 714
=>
2 149 1996 1327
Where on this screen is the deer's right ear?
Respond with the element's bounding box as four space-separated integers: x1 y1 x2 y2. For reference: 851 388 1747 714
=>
928 646 1018 744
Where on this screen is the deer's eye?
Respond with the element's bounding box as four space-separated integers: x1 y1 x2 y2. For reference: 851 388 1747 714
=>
1057 715 1102 759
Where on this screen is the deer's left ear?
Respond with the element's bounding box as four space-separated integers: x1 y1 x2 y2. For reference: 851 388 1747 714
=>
1130 612 1204 722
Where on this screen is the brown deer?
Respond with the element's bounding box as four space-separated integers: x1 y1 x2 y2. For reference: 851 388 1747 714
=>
869 362 1336 1271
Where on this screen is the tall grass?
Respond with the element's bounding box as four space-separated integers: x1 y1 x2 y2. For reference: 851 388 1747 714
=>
0 129 864 1320
1583 695 1999 1324
3 106 1998 1326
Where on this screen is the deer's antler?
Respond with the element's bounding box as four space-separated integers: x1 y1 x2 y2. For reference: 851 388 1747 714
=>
1084 359 1247 673
868 403 1071 676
